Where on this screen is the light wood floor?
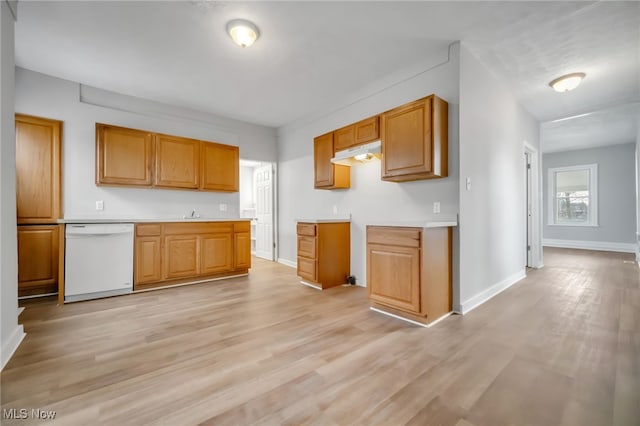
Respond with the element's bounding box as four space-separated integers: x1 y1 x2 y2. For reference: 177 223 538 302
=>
2 248 639 425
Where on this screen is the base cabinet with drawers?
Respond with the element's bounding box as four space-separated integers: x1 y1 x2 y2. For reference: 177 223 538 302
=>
296 221 350 289
134 221 251 290
367 225 452 325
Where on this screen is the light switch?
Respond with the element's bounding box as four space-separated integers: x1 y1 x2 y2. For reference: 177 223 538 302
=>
95 200 104 211
332 205 338 214
466 177 472 191
433 202 440 214
219 203 227 212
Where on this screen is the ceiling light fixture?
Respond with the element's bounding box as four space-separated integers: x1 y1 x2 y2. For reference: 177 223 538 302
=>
226 19 260 48
549 72 586 93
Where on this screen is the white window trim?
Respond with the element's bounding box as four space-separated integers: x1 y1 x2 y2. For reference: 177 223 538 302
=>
547 163 598 227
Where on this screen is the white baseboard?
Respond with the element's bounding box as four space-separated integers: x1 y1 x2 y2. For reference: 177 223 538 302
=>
277 258 296 269
458 269 526 315
1 325 25 371
543 238 636 253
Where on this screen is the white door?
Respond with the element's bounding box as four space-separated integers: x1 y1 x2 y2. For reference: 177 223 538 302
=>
255 164 274 260
525 151 533 267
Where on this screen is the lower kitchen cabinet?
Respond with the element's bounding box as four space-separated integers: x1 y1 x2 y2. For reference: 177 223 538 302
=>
296 221 350 289
234 232 251 270
164 235 200 279
368 242 421 313
17 225 60 297
367 225 452 325
201 233 233 274
134 236 162 284
133 221 251 290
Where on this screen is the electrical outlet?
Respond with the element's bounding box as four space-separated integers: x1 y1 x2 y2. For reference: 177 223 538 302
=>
219 203 227 212
95 200 104 211
433 202 440 214
333 205 338 214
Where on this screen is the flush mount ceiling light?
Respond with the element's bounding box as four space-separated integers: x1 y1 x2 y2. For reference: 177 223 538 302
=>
549 72 586 92
226 19 260 48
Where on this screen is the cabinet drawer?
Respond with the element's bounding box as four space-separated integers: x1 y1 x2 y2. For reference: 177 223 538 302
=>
234 221 250 233
367 227 421 248
297 257 317 282
297 236 317 258
163 222 233 235
297 223 316 237
136 224 161 236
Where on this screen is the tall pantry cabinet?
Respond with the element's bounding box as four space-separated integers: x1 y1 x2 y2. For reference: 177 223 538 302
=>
15 114 63 297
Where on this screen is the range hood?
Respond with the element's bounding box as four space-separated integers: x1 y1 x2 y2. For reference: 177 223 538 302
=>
330 140 382 166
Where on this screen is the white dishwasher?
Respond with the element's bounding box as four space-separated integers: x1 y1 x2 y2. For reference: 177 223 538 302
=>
65 223 134 302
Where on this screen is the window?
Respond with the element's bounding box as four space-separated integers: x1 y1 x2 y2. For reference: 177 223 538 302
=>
548 164 598 226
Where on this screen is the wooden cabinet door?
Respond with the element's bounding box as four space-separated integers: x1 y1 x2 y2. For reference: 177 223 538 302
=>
314 133 335 188
201 233 233 274
334 125 355 152
354 116 380 145
96 123 153 187
134 236 162 285
17 225 59 296
367 243 421 313
314 133 349 189
164 235 200 279
200 142 239 192
155 135 199 189
382 97 432 179
16 115 62 223
234 232 251 270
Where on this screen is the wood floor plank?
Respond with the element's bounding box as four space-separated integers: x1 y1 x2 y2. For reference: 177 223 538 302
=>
1 248 638 425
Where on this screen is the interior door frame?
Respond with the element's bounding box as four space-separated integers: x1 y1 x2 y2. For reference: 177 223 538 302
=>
524 142 543 269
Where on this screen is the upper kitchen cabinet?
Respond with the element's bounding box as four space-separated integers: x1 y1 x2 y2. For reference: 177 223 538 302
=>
16 115 62 224
334 116 380 152
314 132 350 189
95 123 240 192
155 134 200 189
201 142 239 192
381 95 448 182
96 123 154 187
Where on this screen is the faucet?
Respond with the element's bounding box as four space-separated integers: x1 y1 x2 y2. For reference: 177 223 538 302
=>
183 209 200 219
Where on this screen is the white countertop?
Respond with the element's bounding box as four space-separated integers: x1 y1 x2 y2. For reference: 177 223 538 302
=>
295 217 351 224
58 218 251 224
367 215 458 228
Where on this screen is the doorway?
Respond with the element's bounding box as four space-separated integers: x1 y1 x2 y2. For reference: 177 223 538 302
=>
239 160 276 261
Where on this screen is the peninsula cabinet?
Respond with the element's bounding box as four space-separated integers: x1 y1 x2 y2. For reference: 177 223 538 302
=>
95 123 239 192
96 123 154 187
314 132 350 189
381 95 448 182
154 134 200 189
296 221 350 289
17 225 60 297
16 114 62 223
367 225 452 326
133 221 250 290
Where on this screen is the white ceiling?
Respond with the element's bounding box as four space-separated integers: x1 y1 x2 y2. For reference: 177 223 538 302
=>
14 1 640 152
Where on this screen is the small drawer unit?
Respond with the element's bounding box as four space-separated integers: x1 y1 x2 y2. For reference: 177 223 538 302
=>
296 221 350 289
